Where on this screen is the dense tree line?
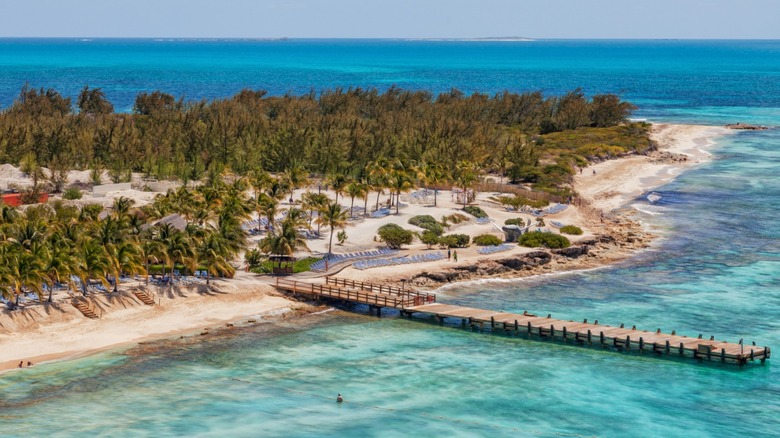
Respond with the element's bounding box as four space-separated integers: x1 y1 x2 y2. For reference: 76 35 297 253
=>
0 85 646 194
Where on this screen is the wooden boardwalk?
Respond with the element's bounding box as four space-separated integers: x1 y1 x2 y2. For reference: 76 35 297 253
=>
275 278 435 313
402 303 770 366
274 278 770 366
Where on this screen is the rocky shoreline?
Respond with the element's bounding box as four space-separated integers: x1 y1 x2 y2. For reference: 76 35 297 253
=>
410 214 652 288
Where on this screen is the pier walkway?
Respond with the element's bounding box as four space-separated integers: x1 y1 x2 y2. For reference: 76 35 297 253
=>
274 277 770 366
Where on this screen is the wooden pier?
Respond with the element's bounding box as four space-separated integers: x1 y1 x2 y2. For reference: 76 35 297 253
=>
274 278 770 366
275 278 435 315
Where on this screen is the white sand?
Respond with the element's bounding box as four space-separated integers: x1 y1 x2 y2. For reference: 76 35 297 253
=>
0 278 294 372
574 124 730 212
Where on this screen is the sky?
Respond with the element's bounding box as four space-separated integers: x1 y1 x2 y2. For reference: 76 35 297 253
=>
1 0 778 39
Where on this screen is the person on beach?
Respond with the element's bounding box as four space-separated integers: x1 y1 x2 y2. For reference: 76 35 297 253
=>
337 393 344 403
453 250 458 262
27 361 33 367
447 248 451 260
592 169 596 175
18 361 23 368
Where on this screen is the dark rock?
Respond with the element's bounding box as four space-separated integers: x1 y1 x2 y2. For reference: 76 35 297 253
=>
553 246 589 258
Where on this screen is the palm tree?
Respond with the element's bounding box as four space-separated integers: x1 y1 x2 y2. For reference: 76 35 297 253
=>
283 162 309 203
42 243 79 302
112 240 145 292
5 245 47 306
165 231 197 279
367 158 391 212
316 202 349 257
257 193 280 231
302 192 329 233
454 161 480 208
112 196 136 221
345 181 368 217
327 173 349 204
421 162 448 207
142 236 167 284
197 230 232 285
79 238 111 295
388 170 413 215
259 220 309 271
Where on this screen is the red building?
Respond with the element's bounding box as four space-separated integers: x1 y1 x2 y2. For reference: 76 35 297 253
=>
0 193 49 207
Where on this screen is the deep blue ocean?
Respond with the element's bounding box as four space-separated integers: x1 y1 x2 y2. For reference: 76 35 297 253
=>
1 39 779 437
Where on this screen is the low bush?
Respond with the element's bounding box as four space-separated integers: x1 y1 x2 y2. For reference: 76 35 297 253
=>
408 215 437 228
408 214 444 235
462 205 488 219
63 188 83 200
518 231 570 249
559 225 583 235
472 234 503 246
378 224 415 249
504 218 529 227
443 213 469 224
439 233 470 248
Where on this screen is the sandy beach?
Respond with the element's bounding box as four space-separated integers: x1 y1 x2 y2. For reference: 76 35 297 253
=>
0 123 727 373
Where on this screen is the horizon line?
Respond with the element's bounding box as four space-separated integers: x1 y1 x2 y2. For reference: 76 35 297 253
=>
1 36 779 41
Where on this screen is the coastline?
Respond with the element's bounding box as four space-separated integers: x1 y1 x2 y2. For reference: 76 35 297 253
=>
0 123 728 373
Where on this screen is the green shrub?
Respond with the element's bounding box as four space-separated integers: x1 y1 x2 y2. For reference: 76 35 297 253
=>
439 233 470 248
63 188 83 200
560 225 583 235
408 215 444 235
518 231 570 249
420 231 440 249
250 257 319 274
378 224 415 249
462 205 488 219
472 234 503 246
504 218 528 226
408 215 437 228
443 213 469 224
378 223 403 233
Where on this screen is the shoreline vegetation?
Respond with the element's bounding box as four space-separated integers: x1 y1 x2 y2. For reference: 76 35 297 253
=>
0 85 727 372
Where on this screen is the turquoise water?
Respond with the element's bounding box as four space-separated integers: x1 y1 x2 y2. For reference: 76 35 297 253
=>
2 40 780 436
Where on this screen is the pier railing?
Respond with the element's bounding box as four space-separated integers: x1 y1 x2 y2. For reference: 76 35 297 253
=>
325 277 436 304
276 278 425 308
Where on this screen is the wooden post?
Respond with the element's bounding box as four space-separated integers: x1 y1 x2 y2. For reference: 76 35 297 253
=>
527 321 532 335
600 331 604 345
721 348 726 363
679 343 685 356
625 336 630 351
639 337 644 351
587 329 592 345
562 326 567 341
491 316 495 328
550 325 555 340
514 319 519 333
665 340 670 355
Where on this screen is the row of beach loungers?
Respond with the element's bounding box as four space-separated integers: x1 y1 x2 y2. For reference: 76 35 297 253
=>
475 217 492 224
528 204 568 217
478 244 514 255
352 252 445 270
550 221 564 228
310 248 399 271
370 207 392 218
402 189 433 204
